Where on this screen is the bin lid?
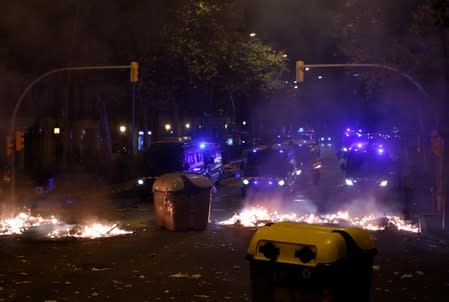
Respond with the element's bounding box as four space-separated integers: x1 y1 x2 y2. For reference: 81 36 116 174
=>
152 172 212 192
247 222 376 266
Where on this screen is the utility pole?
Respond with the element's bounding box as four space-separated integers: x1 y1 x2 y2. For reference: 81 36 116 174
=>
439 118 449 231
130 61 139 156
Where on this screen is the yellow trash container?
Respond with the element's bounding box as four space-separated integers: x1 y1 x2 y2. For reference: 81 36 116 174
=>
247 221 377 302
152 173 212 231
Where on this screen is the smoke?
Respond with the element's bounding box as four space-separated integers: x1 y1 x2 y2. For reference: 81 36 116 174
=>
242 190 319 217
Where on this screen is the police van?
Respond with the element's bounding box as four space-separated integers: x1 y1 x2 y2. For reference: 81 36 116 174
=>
134 138 223 197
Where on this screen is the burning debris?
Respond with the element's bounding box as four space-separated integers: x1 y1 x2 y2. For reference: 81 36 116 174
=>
0 209 132 239
219 205 420 233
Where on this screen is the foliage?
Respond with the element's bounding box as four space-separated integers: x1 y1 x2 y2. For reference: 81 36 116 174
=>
336 0 445 98
168 0 288 101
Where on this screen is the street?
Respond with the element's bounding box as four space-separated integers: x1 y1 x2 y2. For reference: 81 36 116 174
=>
1 146 449 301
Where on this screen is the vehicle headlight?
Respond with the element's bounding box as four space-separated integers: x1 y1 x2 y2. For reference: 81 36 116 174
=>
345 179 354 186
379 180 388 187
278 179 285 186
243 179 250 185
137 179 144 186
295 170 302 176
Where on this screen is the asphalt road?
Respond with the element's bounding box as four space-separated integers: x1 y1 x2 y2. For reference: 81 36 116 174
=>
1 146 448 301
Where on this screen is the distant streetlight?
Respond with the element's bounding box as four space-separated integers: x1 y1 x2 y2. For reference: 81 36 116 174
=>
283 54 287 58
249 32 256 37
165 124 172 131
242 121 247 126
54 127 60 135
185 123 191 129
305 67 310 71
224 124 228 129
318 75 323 79
294 85 298 89
119 125 126 133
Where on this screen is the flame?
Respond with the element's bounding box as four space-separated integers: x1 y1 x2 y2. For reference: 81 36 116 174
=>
219 205 420 233
1 210 132 239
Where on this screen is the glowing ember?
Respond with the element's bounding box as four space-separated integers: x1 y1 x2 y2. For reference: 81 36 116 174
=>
1 210 132 239
219 205 420 233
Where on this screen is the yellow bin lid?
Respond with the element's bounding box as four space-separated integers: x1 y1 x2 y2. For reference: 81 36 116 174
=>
247 221 376 266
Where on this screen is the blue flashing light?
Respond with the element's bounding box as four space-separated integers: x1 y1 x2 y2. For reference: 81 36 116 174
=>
235 172 241 178
378 149 384 155
342 147 348 152
279 150 284 153
268 181 273 185
357 143 363 148
253 180 259 185
252 149 257 153
299 127 304 132
199 143 206 149
379 180 388 187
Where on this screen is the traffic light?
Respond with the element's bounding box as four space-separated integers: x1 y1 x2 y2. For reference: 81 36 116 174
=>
296 60 305 83
15 131 24 151
130 61 139 83
6 135 13 156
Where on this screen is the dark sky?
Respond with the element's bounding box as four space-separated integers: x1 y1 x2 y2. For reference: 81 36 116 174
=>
244 0 341 63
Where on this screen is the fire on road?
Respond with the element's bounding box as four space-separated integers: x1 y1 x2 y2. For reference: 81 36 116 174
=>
0 208 132 239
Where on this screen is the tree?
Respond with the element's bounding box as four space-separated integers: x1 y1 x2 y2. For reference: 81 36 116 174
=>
336 0 445 131
168 0 288 127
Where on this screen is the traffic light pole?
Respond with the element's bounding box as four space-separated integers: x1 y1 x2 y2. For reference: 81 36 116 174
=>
8 64 131 203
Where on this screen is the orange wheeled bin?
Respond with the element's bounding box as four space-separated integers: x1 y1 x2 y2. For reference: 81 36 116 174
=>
152 173 212 231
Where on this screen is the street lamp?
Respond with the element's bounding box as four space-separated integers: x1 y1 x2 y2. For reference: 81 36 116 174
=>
242 121 247 126
249 32 256 37
53 127 60 135
165 124 172 131
185 123 191 129
119 125 126 133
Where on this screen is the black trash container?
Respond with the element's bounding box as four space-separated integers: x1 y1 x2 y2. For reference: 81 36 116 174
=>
247 221 377 302
152 173 212 231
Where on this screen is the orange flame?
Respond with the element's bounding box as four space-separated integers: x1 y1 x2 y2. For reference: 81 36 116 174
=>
219 205 420 233
1 210 132 238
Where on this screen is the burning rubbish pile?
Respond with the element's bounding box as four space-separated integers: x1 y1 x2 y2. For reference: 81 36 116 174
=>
0 209 132 239
219 205 420 233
